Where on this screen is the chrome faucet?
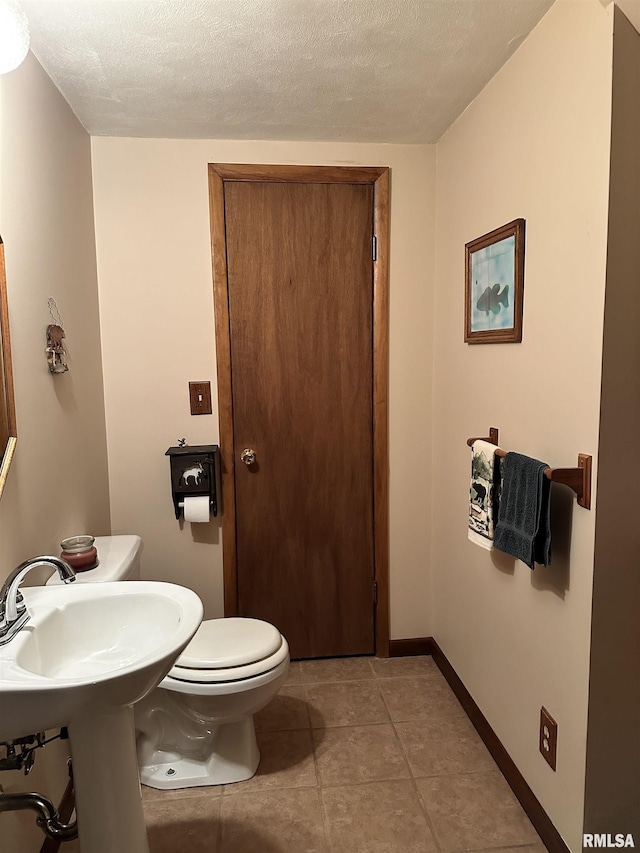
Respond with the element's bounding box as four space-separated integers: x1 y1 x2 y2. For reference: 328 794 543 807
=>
0 557 76 646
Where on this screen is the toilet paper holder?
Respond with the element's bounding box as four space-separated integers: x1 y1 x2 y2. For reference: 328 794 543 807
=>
165 444 220 520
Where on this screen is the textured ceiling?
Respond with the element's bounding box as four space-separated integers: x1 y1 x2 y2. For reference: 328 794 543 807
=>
21 0 555 143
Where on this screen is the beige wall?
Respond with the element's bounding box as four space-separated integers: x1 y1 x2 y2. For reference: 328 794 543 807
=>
431 1 613 849
584 6 640 838
91 139 436 638
1 4 632 850
0 54 110 852
601 0 640 33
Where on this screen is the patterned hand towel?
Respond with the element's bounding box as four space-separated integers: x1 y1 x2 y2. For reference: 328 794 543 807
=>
468 440 501 550
493 452 551 569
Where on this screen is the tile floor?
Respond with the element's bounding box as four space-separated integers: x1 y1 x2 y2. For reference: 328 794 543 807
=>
67 656 546 852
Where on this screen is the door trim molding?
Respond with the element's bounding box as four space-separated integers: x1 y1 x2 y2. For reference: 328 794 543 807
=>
208 163 390 657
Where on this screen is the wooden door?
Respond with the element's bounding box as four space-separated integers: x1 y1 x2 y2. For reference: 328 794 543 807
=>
209 165 390 660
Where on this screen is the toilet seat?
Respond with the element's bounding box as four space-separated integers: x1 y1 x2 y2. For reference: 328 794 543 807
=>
166 617 289 684
179 618 282 669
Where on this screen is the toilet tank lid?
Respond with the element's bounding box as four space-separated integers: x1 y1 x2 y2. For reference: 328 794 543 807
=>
46 535 142 584
175 617 283 669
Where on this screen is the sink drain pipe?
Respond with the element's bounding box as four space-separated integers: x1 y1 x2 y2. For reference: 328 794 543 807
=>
0 786 77 842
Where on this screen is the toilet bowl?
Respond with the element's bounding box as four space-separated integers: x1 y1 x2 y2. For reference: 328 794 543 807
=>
47 535 290 789
135 616 289 788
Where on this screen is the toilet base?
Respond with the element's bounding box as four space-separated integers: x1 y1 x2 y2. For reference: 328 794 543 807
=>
139 718 260 789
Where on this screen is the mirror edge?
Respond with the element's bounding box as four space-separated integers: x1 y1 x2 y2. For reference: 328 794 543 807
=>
0 437 17 499
0 236 17 500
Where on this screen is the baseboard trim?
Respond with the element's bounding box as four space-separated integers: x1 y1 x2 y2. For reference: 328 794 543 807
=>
39 779 75 853
389 637 434 656
430 639 569 853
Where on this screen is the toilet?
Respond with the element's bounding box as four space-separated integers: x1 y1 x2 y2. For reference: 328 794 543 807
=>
47 535 290 789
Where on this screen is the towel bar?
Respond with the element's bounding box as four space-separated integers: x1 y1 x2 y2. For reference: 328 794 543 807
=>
466 429 592 509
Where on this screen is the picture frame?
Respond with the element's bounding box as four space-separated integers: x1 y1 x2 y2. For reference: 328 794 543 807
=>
464 218 525 344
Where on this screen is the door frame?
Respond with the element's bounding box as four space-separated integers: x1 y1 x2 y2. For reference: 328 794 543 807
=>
208 163 390 657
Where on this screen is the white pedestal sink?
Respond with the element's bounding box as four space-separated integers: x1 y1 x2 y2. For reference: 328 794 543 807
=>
0 581 203 853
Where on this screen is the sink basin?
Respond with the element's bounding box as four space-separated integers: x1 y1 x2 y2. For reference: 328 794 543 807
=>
0 579 203 853
0 581 203 742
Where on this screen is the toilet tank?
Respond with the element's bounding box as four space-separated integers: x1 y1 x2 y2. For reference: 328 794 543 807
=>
46 535 142 585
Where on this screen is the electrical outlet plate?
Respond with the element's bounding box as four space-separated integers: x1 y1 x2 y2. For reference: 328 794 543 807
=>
539 706 558 771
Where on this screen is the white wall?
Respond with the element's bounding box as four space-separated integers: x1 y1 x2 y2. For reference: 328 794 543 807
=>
0 53 110 852
91 139 436 639
431 1 613 849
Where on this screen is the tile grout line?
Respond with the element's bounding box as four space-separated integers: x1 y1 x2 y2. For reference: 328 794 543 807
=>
391 716 447 853
374 659 496 853
372 665 393 726
300 665 342 853
216 791 224 852
375 663 447 851
309 727 334 853
310 663 400 852
377 671 447 853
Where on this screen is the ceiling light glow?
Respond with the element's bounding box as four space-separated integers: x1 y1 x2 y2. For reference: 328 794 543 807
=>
0 0 30 75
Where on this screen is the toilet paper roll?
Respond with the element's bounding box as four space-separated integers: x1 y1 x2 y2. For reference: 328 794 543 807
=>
183 495 211 523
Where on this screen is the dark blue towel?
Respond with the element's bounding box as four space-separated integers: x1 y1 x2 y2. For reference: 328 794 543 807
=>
494 452 551 569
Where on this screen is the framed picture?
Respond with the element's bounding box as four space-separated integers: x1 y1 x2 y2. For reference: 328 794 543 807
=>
465 218 525 344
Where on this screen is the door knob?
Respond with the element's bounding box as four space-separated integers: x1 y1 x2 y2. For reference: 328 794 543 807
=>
240 448 257 466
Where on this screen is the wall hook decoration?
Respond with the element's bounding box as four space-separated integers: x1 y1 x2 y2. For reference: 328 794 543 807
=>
46 298 68 374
